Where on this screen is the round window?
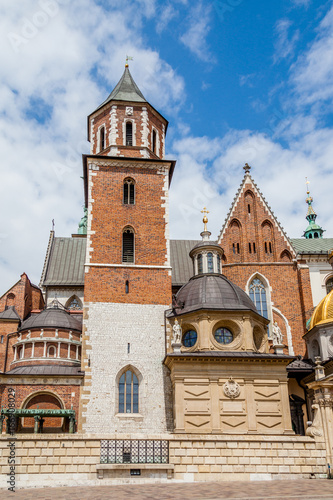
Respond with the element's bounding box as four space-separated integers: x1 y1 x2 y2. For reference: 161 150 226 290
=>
182 330 197 348
214 327 233 345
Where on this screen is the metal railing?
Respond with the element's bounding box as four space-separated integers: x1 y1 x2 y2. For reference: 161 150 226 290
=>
100 439 169 464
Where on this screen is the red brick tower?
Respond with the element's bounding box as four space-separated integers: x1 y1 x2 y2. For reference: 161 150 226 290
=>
80 65 175 433
218 164 313 356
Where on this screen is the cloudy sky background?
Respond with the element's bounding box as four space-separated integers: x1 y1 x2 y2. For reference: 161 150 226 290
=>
1 0 333 292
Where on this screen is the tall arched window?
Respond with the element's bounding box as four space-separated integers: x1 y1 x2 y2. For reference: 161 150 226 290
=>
197 254 203 274
123 178 135 205
100 126 105 151
207 252 214 273
249 278 268 321
119 369 139 413
126 122 133 146
122 227 134 263
326 277 333 294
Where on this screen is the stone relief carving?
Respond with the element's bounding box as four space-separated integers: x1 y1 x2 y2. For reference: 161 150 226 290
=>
125 107 133 116
223 377 240 399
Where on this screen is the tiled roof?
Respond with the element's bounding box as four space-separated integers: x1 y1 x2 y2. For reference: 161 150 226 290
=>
42 237 333 288
43 237 86 286
0 306 20 321
291 238 333 253
170 240 199 286
6 365 84 376
5 365 84 376
93 66 147 114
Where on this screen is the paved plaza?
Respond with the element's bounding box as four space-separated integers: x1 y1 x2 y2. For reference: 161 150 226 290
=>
2 479 333 500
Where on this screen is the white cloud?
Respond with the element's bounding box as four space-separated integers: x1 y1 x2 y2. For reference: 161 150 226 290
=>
291 5 333 108
180 2 214 62
0 0 185 294
274 19 299 63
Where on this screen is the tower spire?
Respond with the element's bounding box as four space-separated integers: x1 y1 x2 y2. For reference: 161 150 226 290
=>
303 178 324 239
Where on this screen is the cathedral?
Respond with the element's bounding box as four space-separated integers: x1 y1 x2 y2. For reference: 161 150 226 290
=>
0 65 333 487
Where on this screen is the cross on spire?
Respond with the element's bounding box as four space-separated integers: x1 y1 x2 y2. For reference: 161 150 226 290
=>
201 207 209 232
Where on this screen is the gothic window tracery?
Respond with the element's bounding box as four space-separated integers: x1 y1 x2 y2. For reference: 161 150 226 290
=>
66 296 82 310
123 178 135 205
249 278 268 321
119 369 139 413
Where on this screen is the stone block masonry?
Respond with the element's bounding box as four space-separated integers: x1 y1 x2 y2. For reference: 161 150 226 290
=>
0 433 327 489
80 302 173 434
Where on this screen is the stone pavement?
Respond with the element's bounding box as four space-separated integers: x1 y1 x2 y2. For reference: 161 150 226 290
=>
1 479 333 500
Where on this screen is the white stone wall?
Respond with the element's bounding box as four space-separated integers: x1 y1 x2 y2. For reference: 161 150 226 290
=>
46 287 84 308
307 259 333 306
82 302 173 434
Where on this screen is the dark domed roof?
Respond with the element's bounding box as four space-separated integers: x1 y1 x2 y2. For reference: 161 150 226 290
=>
20 300 82 332
171 274 259 316
190 240 222 251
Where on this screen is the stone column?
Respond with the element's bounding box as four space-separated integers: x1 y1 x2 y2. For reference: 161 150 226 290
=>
76 345 79 360
31 342 35 358
57 342 61 358
21 343 25 359
13 346 17 362
67 344 71 359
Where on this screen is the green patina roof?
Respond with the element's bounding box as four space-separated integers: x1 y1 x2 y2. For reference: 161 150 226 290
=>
291 238 333 253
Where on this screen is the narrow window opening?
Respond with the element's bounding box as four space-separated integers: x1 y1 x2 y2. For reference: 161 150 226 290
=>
248 204 251 214
207 252 214 273
125 280 129 294
309 233 313 239
152 129 157 153
100 127 105 151
122 228 134 263
197 254 203 274
237 243 240 254
0 335 3 344
314 232 318 238
249 242 252 254
123 179 135 205
232 243 236 254
269 242 272 253
126 122 133 146
253 242 256 253
265 242 268 253
127 343 130 354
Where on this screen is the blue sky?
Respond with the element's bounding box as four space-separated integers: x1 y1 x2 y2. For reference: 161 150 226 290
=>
0 0 333 292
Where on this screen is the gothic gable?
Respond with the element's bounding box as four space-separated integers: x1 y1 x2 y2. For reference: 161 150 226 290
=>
218 170 296 263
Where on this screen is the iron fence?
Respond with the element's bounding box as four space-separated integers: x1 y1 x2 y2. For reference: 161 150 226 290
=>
100 439 169 464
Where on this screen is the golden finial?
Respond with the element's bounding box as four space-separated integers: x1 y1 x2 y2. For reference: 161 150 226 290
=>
125 55 133 67
201 207 209 232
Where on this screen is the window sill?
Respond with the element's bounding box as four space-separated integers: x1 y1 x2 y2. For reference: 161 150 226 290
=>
115 413 143 419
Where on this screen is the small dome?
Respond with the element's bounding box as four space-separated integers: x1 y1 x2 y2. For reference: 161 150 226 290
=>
20 300 82 332
171 274 259 316
308 289 333 330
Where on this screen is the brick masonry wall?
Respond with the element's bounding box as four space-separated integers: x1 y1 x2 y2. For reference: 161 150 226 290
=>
220 178 313 357
80 302 173 434
0 433 327 489
0 384 80 430
90 103 165 159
